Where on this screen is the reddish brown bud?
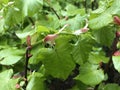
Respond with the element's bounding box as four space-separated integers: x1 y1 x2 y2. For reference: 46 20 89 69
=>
81 28 89 33
116 31 120 37
113 50 120 56
44 34 58 43
15 84 20 89
26 35 31 46
114 16 120 25
28 54 33 58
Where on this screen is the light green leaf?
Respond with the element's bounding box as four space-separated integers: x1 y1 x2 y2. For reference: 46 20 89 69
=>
16 25 35 39
89 0 120 30
0 69 18 90
89 13 113 30
88 49 109 64
99 83 120 90
61 15 86 30
22 0 43 17
26 73 46 90
0 47 24 65
0 69 13 80
112 56 120 72
75 63 105 86
4 0 23 27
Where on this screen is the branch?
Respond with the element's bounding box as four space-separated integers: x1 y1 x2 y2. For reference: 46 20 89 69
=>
24 35 32 89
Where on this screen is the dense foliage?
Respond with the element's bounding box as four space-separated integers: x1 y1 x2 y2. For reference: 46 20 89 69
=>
1 0 120 90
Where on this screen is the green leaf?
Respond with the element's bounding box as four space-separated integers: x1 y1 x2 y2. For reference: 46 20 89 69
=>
106 0 120 15
89 0 120 30
112 56 120 72
16 25 35 39
69 80 88 90
4 6 23 27
0 69 18 90
22 0 43 17
63 4 85 16
98 83 120 90
93 26 115 47
72 34 95 65
0 69 13 80
89 13 113 30
26 72 46 90
1 79 18 90
75 62 105 86
88 48 109 64
61 15 86 30
0 47 24 65
38 35 75 79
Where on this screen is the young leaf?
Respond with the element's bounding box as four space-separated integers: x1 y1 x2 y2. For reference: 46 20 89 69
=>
112 56 120 72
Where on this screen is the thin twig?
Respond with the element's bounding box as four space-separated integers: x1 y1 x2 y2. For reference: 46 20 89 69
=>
50 8 60 20
45 0 60 19
25 48 29 87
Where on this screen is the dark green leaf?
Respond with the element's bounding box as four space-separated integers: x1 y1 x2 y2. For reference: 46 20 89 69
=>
38 35 75 79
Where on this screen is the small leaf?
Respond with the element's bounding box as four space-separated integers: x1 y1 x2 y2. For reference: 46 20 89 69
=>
112 56 120 72
88 49 109 64
75 63 104 86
